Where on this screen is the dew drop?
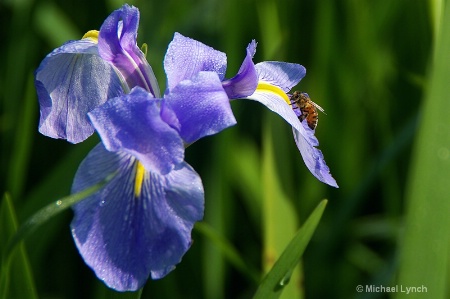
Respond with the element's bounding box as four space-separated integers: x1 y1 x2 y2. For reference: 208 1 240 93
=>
56 200 62 206
100 200 106 206
279 275 291 287
278 268 294 288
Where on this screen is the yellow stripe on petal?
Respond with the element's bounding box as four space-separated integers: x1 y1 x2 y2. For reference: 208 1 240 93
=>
134 161 146 198
82 30 99 43
256 82 291 105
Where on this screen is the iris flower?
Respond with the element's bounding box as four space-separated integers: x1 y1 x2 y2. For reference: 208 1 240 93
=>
35 4 258 291
35 2 336 293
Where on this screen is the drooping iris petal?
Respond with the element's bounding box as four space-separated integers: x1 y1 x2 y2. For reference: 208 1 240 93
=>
164 32 227 92
244 61 337 187
247 89 337 186
71 143 204 291
165 71 236 144
222 40 258 99
35 38 123 143
293 128 338 187
255 61 306 93
98 4 160 96
88 87 184 175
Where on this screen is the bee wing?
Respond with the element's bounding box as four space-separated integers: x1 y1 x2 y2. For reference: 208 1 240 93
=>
311 101 326 114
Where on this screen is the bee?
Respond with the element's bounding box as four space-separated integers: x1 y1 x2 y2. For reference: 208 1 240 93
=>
290 91 325 130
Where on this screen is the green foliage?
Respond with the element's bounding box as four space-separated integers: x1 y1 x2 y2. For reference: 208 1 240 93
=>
396 1 450 298
0 194 38 299
254 200 327 299
0 0 445 298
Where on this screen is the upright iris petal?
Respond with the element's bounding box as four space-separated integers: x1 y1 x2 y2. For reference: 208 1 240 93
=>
164 32 227 92
71 144 204 291
98 4 160 96
35 37 123 143
222 40 259 99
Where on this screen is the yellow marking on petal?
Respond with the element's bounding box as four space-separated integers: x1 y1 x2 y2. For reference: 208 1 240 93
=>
82 30 99 43
134 161 146 198
256 82 291 105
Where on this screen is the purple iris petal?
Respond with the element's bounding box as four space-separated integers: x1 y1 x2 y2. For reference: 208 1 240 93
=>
88 87 184 175
71 143 204 291
293 127 338 187
165 71 236 144
222 40 258 99
98 4 160 96
35 39 123 144
164 32 227 92
256 61 306 93
245 61 337 187
246 91 337 187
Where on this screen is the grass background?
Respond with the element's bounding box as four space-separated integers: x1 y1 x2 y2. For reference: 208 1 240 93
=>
1 0 449 298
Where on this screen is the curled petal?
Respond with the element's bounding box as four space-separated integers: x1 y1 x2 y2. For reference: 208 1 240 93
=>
98 4 160 96
293 127 338 187
255 61 306 93
71 144 204 291
88 87 184 175
222 40 258 99
164 32 227 92
166 71 236 144
35 39 123 143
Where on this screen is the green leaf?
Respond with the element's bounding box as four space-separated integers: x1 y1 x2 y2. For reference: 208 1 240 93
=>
395 1 450 299
261 118 301 299
253 200 327 299
0 193 38 299
2 171 116 264
6 74 36 200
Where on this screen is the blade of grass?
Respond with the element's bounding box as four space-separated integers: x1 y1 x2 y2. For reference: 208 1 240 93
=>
261 117 301 299
0 194 38 299
201 132 235 299
396 1 450 298
2 171 116 264
6 74 36 200
253 199 327 299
